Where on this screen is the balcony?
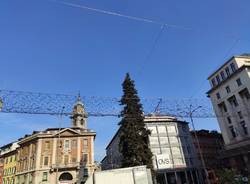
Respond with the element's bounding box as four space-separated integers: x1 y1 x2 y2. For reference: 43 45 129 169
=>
51 162 82 170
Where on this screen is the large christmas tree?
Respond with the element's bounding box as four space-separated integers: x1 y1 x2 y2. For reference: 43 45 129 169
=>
119 73 153 170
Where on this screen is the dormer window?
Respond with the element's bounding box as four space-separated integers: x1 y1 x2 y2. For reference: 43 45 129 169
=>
212 78 216 87
230 63 236 72
220 71 226 80
225 67 231 77
216 75 221 84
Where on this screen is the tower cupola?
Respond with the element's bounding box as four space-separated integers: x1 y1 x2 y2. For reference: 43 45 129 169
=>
71 95 88 129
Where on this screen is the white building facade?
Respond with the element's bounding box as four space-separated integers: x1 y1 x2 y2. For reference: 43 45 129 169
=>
207 54 250 173
101 116 200 184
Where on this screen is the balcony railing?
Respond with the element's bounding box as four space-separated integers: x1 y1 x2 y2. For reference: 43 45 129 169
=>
51 162 82 169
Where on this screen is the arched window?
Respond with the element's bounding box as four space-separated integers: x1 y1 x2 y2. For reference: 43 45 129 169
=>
59 172 73 181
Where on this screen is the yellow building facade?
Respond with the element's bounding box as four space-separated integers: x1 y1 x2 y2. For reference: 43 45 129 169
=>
0 142 19 184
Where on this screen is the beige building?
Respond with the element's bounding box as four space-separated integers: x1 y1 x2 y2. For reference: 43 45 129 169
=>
15 97 96 184
207 53 250 174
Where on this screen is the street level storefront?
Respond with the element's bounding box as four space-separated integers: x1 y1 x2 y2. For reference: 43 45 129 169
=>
220 143 250 175
157 168 199 184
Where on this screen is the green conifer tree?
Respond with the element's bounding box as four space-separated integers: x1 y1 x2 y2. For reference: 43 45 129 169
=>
118 73 153 170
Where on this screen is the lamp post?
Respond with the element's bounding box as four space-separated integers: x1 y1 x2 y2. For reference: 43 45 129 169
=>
189 105 210 184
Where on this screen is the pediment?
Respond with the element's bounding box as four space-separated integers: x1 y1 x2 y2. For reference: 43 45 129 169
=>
53 128 81 137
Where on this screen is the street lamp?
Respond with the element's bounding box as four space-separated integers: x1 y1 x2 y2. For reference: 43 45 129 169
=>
189 105 210 184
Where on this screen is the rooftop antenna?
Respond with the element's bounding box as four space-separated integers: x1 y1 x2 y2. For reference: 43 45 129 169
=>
154 98 162 115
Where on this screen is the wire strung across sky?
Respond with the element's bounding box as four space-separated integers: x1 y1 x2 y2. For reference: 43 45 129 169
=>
53 0 191 30
0 89 216 118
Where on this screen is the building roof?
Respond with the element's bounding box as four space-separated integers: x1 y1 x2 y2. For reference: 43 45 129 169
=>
105 115 188 150
191 129 223 138
18 127 96 144
207 65 250 95
207 54 250 80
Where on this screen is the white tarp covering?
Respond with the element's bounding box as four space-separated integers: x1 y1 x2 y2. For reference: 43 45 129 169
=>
85 166 153 184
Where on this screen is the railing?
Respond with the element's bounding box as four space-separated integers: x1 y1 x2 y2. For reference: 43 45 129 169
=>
51 162 81 169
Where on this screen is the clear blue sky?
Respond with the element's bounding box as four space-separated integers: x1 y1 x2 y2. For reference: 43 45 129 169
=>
0 0 250 161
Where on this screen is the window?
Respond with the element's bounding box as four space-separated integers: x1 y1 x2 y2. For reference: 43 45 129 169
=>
174 158 184 165
64 155 69 165
149 137 159 145
159 137 168 145
64 140 70 150
228 95 238 107
81 119 84 126
236 78 242 86
211 78 216 87
83 139 88 148
218 102 227 113
29 174 33 184
169 137 178 144
172 147 181 155
161 147 171 154
83 168 89 177
167 126 176 134
216 75 221 84
45 141 50 150
151 148 161 155
238 111 243 119
220 71 226 80
229 126 237 138
148 126 157 134
157 126 166 134
226 86 231 93
42 172 48 181
239 88 250 100
83 154 88 163
225 67 231 77
240 121 248 135
227 117 232 124
43 156 49 166
216 92 221 99
72 140 77 148
230 63 236 72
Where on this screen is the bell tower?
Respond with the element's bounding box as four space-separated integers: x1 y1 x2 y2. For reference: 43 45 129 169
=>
71 94 88 129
